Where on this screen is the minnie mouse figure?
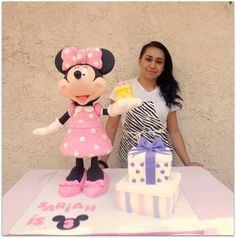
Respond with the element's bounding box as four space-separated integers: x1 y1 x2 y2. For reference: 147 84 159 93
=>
33 47 142 198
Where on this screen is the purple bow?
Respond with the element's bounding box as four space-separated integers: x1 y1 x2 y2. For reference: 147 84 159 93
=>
130 136 170 156
130 137 170 185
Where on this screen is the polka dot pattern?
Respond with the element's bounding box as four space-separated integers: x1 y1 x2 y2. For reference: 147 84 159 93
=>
60 103 112 158
61 47 103 71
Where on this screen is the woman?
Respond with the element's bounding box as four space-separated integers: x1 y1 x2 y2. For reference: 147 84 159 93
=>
99 41 203 169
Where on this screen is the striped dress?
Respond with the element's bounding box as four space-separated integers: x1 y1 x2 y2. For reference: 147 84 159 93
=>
119 101 174 168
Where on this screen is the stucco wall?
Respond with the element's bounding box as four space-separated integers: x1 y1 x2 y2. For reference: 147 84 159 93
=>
3 2 234 194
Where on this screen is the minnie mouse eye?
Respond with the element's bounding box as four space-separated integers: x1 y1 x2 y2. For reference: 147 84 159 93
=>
81 68 88 77
74 70 81 79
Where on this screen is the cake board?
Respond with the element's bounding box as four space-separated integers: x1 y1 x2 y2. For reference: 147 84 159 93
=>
9 170 204 235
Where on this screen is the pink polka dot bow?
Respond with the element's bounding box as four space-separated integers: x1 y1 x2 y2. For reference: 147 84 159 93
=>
61 47 103 71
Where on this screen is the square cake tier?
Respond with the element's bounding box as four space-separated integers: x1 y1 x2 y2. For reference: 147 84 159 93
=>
116 172 181 218
128 146 172 185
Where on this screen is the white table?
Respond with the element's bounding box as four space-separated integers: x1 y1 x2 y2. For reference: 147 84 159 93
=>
3 167 234 235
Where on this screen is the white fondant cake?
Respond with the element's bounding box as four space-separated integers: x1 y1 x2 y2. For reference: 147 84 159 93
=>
115 137 182 218
116 172 181 218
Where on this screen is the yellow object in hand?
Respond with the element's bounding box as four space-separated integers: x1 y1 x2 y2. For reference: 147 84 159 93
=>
113 82 134 101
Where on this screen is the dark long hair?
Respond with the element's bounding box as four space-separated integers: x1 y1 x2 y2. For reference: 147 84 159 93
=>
139 41 182 109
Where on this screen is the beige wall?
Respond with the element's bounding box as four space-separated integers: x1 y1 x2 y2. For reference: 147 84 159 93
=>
3 2 234 194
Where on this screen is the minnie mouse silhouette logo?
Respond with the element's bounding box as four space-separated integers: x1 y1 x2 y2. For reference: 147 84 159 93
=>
52 214 88 230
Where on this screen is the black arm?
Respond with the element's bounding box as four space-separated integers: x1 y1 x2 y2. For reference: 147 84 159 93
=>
102 108 109 116
58 111 70 125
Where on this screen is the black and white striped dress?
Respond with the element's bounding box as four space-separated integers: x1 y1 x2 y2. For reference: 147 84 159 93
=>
110 77 178 168
119 101 174 168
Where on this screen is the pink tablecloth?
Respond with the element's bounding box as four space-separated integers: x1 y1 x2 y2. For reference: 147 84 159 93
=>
2 167 234 235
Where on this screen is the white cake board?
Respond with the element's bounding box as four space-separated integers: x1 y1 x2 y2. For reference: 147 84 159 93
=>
9 170 204 235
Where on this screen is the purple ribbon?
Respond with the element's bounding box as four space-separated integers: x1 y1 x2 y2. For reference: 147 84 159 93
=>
129 136 171 156
129 137 170 184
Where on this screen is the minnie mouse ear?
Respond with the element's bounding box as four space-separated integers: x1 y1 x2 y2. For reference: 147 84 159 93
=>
77 215 89 221
100 49 115 75
52 215 65 222
55 50 67 74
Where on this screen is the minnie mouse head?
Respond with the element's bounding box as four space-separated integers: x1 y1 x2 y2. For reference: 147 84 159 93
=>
55 47 115 106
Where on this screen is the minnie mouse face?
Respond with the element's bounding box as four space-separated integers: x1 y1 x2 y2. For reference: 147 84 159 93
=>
55 47 115 106
58 64 108 105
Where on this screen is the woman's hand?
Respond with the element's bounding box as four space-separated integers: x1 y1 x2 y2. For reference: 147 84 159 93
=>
187 161 204 167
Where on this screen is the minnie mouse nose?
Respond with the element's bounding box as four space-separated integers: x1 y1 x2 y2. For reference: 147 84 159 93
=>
74 70 81 79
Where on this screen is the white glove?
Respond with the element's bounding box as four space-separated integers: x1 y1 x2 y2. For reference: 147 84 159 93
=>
108 98 142 117
33 118 64 136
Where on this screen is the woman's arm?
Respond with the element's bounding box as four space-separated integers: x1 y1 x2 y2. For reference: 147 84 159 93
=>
167 111 203 167
105 116 121 147
100 100 121 165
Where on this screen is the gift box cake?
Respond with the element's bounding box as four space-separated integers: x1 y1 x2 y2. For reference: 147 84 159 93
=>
128 137 172 184
115 137 182 219
113 80 134 101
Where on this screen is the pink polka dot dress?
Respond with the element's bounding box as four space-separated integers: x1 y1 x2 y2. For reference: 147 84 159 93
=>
60 102 112 158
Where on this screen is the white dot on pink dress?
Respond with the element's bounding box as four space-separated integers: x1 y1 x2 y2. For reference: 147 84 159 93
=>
80 136 86 142
94 144 100 150
90 128 96 134
88 113 94 119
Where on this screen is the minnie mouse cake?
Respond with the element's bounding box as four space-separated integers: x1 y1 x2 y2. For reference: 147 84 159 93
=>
8 46 202 236
33 46 142 199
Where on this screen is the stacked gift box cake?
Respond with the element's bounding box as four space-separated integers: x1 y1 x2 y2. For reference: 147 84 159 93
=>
116 137 181 218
